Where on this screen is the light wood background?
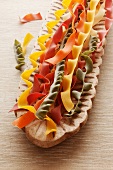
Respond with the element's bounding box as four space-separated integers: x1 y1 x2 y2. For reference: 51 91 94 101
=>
0 0 113 169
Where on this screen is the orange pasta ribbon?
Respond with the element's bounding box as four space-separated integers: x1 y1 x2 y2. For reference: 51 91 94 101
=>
45 32 76 64
20 12 42 23
13 97 45 128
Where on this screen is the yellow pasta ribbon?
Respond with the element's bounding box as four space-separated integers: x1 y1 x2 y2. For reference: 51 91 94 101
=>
61 57 78 111
61 0 100 112
45 116 57 135
38 34 52 44
22 33 34 55
18 51 44 113
54 9 67 20
84 2 105 49
46 20 60 34
37 34 52 50
62 0 72 8
93 2 105 26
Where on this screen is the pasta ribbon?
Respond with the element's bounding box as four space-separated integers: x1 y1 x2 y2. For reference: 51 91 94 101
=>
83 1 105 49
18 51 44 113
93 2 105 26
46 20 60 34
14 39 25 70
62 0 72 8
22 33 34 55
98 0 113 44
12 111 36 129
85 1 105 46
54 9 67 20
45 31 76 64
45 116 57 135
37 34 52 50
14 33 34 70
20 12 42 23
61 58 78 112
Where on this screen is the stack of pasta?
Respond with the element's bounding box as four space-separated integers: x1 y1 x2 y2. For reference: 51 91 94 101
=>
11 0 113 148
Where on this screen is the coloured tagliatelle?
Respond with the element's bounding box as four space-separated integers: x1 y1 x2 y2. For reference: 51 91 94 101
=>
10 0 113 148
20 12 42 23
14 33 34 70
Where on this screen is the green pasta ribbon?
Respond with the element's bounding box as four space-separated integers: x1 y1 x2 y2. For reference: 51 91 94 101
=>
66 36 98 116
70 51 93 116
14 39 25 70
89 36 98 52
36 25 73 120
36 60 65 119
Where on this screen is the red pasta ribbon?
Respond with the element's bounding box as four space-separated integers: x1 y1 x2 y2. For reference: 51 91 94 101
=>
12 111 36 129
27 92 45 105
32 73 50 94
20 12 42 23
49 105 62 125
39 62 50 76
98 0 113 45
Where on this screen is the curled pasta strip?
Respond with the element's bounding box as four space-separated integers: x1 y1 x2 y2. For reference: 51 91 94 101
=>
89 36 98 51
97 0 113 44
14 33 34 70
20 12 42 24
14 39 25 70
17 51 44 113
36 59 65 119
84 1 106 48
67 36 98 116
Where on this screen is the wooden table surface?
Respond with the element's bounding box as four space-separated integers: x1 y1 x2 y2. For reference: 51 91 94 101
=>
0 0 113 169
